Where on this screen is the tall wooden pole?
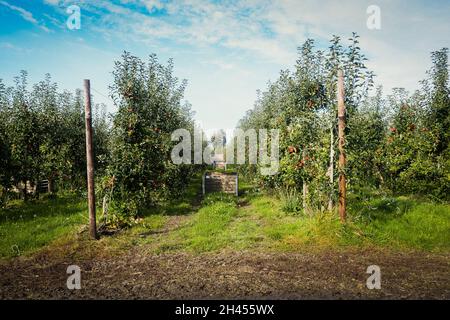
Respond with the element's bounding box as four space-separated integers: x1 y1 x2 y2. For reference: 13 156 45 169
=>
337 70 346 222
84 79 97 239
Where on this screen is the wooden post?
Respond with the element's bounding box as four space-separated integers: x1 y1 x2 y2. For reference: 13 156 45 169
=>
84 79 97 239
337 70 346 222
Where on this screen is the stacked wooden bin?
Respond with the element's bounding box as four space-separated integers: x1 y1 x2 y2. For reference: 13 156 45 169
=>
202 171 238 196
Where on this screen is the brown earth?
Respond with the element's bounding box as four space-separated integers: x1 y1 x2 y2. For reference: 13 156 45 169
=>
1 247 449 299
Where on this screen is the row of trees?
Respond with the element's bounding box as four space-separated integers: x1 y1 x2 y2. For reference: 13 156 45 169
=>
103 52 199 223
0 71 109 203
0 53 200 225
238 34 449 213
1 39 448 220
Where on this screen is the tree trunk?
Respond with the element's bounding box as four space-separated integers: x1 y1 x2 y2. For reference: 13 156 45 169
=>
34 179 40 199
102 195 108 218
48 178 54 194
302 148 309 215
21 181 28 201
328 123 334 212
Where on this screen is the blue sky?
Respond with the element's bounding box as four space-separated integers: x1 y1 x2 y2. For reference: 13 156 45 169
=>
0 0 449 131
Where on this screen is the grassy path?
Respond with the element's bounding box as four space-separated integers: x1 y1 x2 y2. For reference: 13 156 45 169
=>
0 177 449 299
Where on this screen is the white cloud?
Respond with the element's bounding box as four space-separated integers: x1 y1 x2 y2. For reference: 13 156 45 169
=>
260 0 450 93
76 0 304 65
0 42 18 49
0 41 32 54
1 0 38 24
141 0 164 12
43 0 60 5
0 0 50 32
25 0 447 129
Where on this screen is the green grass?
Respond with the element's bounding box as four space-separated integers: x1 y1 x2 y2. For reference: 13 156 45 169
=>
155 189 450 254
249 193 450 252
1 175 449 259
0 175 203 259
362 201 450 250
0 194 88 258
155 193 239 252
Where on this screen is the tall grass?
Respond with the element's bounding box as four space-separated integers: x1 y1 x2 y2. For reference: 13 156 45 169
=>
277 187 302 214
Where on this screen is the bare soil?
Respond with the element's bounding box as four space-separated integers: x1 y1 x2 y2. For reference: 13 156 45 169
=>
1 247 448 299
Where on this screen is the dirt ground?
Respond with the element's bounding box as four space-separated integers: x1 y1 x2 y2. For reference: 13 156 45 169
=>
1 247 449 299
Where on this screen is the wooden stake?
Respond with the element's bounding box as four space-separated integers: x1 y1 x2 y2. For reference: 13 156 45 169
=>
84 79 97 239
337 70 346 222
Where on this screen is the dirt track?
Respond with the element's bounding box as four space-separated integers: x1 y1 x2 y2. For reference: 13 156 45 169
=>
1 248 449 299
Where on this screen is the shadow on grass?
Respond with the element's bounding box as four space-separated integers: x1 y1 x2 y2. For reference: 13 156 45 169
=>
140 174 204 218
350 196 415 222
0 194 86 224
